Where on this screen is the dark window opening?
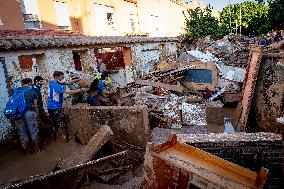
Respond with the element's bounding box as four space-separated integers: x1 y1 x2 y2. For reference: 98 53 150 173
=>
107 12 114 26
73 52 82 71
95 47 125 71
19 55 33 71
188 184 201 189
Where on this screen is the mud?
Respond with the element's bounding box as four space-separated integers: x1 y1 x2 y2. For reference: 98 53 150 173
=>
0 140 83 186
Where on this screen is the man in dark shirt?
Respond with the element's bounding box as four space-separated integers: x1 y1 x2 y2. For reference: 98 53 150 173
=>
33 76 52 144
32 76 44 111
15 78 40 153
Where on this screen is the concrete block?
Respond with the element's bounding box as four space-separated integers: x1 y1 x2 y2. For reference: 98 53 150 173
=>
206 106 224 125
67 105 149 148
59 125 113 170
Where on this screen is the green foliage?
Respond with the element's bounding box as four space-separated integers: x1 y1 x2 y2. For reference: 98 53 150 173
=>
268 0 284 30
183 6 228 41
220 1 270 35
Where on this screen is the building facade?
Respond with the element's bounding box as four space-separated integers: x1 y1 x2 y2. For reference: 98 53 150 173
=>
0 0 206 37
0 30 179 142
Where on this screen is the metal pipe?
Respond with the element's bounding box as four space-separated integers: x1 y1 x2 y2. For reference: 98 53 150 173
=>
229 0 232 33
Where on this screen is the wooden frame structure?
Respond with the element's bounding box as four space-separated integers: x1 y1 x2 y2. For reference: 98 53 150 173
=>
142 135 268 189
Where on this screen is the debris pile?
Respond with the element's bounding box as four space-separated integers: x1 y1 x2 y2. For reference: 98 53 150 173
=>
186 34 254 68
1 35 283 189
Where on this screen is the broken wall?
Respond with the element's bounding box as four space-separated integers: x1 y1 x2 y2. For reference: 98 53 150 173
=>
132 42 177 78
67 105 149 148
0 47 95 142
0 40 178 142
251 53 284 132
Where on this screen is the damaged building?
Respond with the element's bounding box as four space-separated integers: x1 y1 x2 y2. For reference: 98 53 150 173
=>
0 30 178 142
0 29 283 189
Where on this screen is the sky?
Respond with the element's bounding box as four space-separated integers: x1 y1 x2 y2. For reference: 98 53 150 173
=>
206 0 249 11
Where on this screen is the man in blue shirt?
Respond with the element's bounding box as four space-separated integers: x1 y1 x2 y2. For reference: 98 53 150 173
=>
47 71 88 141
14 78 40 154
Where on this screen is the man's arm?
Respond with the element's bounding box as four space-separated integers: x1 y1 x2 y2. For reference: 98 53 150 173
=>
63 78 80 85
65 88 89 95
33 99 39 115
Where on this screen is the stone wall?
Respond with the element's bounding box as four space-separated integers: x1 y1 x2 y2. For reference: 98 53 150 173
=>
131 42 177 78
0 47 94 142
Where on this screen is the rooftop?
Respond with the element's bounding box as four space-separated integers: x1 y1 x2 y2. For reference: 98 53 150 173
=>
0 30 179 51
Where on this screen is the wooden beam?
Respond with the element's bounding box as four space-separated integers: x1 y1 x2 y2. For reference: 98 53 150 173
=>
234 45 263 132
58 125 113 170
136 79 184 92
5 151 128 189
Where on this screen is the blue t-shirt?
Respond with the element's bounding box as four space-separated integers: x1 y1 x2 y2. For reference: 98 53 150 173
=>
16 86 37 111
32 84 43 110
86 80 106 105
98 80 106 91
47 80 65 110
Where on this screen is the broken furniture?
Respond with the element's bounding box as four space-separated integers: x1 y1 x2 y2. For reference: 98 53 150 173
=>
182 61 218 91
250 52 284 133
136 79 184 92
223 92 242 103
142 135 268 189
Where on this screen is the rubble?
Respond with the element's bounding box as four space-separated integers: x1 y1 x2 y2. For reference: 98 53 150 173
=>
136 79 184 92
1 31 283 189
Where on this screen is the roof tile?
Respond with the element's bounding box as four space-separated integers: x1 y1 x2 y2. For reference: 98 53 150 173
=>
0 30 179 50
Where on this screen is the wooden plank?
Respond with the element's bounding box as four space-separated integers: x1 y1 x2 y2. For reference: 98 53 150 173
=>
143 135 268 189
59 125 113 170
136 79 184 92
5 151 128 189
234 45 263 132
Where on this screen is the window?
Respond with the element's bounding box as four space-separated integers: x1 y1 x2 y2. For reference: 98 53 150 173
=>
54 1 71 30
20 0 41 29
150 15 159 32
107 12 113 26
129 14 135 33
93 4 115 31
72 52 82 71
105 6 114 29
19 55 33 71
95 47 125 70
